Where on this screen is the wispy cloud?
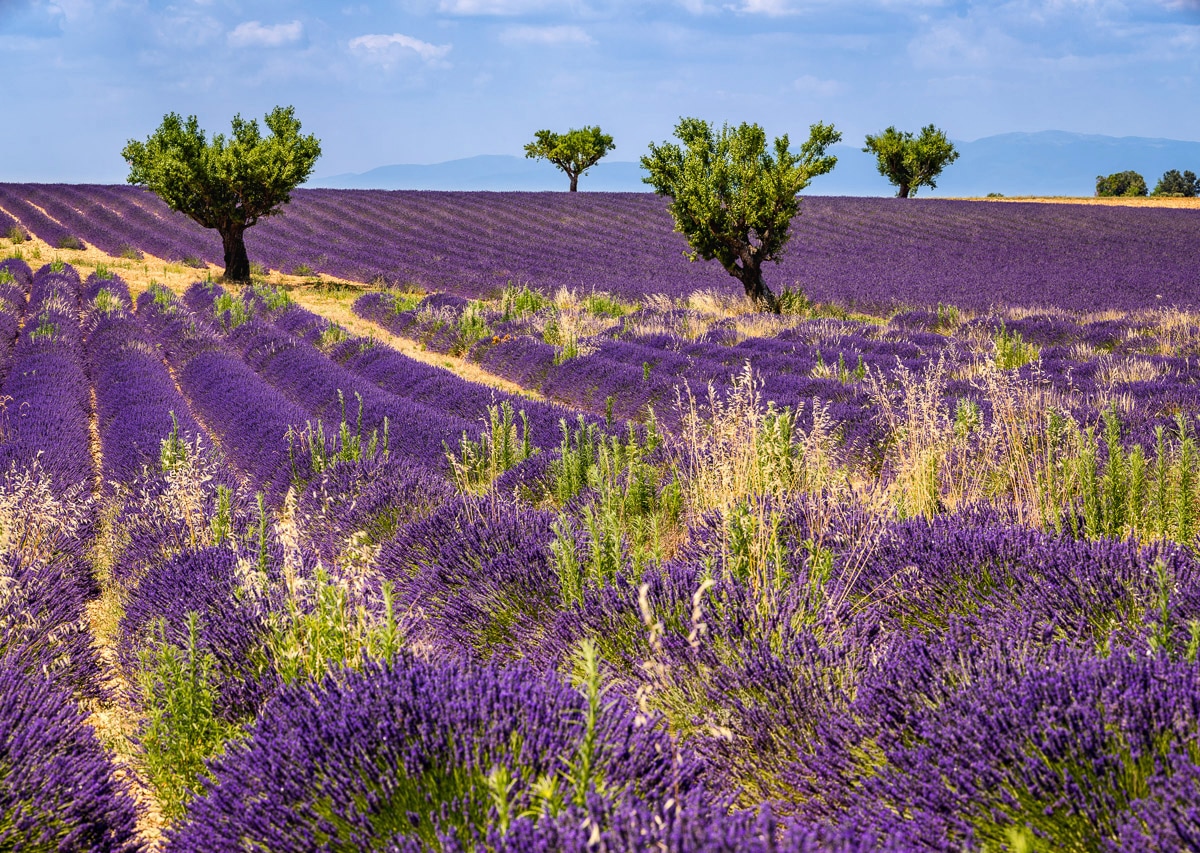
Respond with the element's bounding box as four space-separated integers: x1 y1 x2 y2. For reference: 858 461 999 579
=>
228 20 304 48
793 73 844 96
349 32 452 66
438 0 561 14
499 25 594 45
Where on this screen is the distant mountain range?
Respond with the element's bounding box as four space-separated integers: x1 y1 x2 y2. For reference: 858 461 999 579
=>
307 131 1200 197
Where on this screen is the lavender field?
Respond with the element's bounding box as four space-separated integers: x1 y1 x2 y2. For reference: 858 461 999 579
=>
2 183 1199 310
4 188 1200 851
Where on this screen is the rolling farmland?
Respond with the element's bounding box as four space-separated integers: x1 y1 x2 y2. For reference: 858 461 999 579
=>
1 188 1200 850
2 184 1199 309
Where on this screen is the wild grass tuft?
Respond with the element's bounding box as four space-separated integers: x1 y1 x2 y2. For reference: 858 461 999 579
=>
289 391 389 481
446 400 535 493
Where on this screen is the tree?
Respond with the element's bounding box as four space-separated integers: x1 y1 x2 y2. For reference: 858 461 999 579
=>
123 106 321 282
641 118 841 313
524 127 615 191
1152 169 1199 198
1095 171 1148 198
863 125 959 198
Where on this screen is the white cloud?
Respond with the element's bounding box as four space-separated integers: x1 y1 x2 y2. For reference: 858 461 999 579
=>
499 25 595 45
438 0 559 13
793 74 844 96
228 20 303 48
349 32 452 66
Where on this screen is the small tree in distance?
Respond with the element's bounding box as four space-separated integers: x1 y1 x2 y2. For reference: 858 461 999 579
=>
123 106 321 282
641 118 841 313
1095 171 1148 198
1152 169 1199 198
524 127 615 191
864 125 959 198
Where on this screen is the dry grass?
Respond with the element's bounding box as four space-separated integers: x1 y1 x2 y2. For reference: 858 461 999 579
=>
285 286 541 400
968 196 1200 209
0 234 541 401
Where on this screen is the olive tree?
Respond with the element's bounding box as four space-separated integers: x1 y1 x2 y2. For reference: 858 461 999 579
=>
641 118 841 313
524 126 615 191
1152 169 1199 198
123 106 321 282
864 125 959 198
1095 171 1148 198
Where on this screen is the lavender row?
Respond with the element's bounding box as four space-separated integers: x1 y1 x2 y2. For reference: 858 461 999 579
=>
5 183 1199 311
262 297 586 450
368 486 1200 849
0 258 30 399
184 283 475 474
134 285 310 496
356 291 878 440
0 263 94 496
82 274 209 486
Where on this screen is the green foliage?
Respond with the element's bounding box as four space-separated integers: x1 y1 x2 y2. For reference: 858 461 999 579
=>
1046 410 1200 546
92 287 121 315
29 313 58 343
641 117 841 311
123 106 321 282
56 235 84 250
499 282 548 320
524 126 616 191
150 283 174 312
212 291 251 330
582 292 629 318
290 391 389 480
386 290 424 314
453 301 491 356
993 324 1040 371
446 400 536 493
315 323 349 350
863 124 959 198
1152 169 1199 198
92 264 113 280
6 226 25 244
0 270 12 286
136 613 242 821
268 569 402 686
1095 171 1148 197
777 285 812 315
251 283 292 311
49 258 65 273
160 411 188 472
117 243 143 260
548 416 680 595
542 316 581 364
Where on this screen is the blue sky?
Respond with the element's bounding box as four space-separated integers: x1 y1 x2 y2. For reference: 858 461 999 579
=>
2 0 1199 182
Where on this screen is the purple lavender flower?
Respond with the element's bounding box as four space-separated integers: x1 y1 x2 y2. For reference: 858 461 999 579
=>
165 655 707 851
0 663 140 851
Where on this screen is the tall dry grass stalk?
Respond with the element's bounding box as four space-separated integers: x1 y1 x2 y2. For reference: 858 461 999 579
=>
674 363 844 518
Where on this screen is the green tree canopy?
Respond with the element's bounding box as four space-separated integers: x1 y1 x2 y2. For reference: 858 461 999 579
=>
1096 171 1148 198
641 117 841 312
524 127 615 191
1152 169 1199 198
863 125 959 198
123 106 321 282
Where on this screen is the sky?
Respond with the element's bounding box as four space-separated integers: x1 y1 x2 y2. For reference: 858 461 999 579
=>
2 0 1199 182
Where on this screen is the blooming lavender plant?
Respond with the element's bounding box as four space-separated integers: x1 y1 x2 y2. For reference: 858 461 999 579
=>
165 654 710 851
0 663 140 851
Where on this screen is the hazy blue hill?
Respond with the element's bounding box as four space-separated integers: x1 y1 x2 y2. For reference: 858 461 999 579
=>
310 155 647 192
308 132 1200 197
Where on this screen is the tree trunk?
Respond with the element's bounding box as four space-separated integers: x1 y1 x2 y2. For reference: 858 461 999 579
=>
221 225 251 282
736 263 780 314
569 172 579 192
897 182 911 199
